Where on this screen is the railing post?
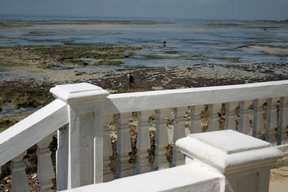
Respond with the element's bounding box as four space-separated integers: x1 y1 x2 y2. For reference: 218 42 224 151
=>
50 83 109 190
176 130 283 192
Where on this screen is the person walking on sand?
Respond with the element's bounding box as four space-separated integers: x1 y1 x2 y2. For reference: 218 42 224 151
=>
127 73 135 88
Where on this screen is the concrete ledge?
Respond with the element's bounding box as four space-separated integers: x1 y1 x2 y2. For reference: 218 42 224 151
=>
61 162 224 192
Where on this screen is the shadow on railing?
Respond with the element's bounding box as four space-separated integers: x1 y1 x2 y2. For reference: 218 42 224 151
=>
0 80 288 191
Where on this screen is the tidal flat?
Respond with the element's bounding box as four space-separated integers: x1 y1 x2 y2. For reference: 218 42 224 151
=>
1 45 288 130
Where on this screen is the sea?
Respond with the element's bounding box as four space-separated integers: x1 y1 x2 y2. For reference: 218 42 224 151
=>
0 15 288 68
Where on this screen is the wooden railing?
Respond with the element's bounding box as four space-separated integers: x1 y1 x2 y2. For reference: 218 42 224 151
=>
0 80 288 191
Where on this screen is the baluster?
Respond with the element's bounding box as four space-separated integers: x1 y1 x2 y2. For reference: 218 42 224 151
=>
278 97 288 145
189 105 203 133
153 109 169 170
171 107 186 167
103 114 113 182
135 111 151 174
253 99 266 139
208 104 222 131
239 100 253 134
37 135 55 192
57 126 68 190
224 102 238 130
115 113 132 178
11 153 29 192
265 98 278 143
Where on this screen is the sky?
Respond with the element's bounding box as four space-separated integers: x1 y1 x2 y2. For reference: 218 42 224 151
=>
0 0 287 20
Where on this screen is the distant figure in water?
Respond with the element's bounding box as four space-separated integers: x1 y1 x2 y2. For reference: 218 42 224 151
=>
162 41 166 47
127 73 135 88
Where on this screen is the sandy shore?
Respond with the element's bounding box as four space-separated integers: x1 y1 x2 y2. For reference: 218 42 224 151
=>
270 166 288 192
1 45 288 130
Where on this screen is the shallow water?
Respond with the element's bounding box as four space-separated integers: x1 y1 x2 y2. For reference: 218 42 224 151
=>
0 17 288 68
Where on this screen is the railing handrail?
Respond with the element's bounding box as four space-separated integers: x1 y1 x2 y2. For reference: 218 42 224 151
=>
0 99 68 166
104 80 288 114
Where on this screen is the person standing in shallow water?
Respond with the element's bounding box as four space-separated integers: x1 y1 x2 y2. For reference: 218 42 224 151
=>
162 41 166 47
128 73 135 88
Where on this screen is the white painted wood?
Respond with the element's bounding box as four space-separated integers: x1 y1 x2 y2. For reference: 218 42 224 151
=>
171 107 186 167
224 102 238 130
135 111 152 174
11 153 29 192
278 97 288 144
57 126 69 190
253 99 266 139
265 98 278 143
104 80 288 114
37 135 55 192
189 105 203 133
239 100 253 135
208 104 222 131
0 99 68 167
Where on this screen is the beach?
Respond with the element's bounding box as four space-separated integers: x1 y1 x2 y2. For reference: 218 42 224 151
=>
0 17 288 191
1 17 288 130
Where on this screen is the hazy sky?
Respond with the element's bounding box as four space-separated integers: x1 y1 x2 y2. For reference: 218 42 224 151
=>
0 0 287 20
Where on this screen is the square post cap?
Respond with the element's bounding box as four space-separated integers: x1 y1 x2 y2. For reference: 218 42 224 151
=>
50 83 109 104
176 130 283 173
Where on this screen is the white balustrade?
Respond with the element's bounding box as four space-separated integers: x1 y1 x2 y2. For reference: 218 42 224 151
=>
208 104 222 131
224 102 238 130
278 97 288 144
115 113 132 178
11 153 29 192
239 100 253 134
171 107 186 167
37 135 55 192
103 114 114 182
189 105 204 133
57 126 69 190
2 80 288 191
154 109 170 170
265 98 278 143
135 111 152 174
253 99 266 139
